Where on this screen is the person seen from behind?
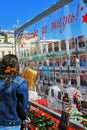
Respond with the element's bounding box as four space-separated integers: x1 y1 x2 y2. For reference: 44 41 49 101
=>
0 54 30 130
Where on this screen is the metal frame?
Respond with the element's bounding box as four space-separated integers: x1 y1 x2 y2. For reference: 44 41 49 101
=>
14 0 73 35
14 0 73 54
30 101 87 130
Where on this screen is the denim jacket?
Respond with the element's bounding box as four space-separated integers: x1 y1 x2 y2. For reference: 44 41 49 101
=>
0 76 30 126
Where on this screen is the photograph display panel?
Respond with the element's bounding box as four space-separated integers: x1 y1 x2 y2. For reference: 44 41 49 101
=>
69 37 76 52
80 72 87 88
42 44 47 54
70 73 77 87
63 73 68 87
62 56 67 70
61 40 66 52
54 41 59 52
54 57 60 70
70 55 76 70
55 72 60 84
49 58 54 69
48 43 53 53
78 54 87 70
77 35 86 52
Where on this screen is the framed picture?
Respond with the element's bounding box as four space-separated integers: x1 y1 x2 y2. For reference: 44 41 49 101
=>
54 57 60 70
55 72 60 84
77 35 86 51
71 73 77 87
54 41 59 52
78 54 87 70
61 40 66 52
69 37 76 52
48 43 53 53
80 73 87 88
63 73 68 87
70 55 76 70
62 56 67 70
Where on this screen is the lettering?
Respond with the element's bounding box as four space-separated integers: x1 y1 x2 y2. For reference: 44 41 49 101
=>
51 4 80 33
24 4 82 39
25 29 38 40
41 25 47 35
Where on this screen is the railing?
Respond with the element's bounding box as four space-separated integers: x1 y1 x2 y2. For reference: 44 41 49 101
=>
30 100 87 130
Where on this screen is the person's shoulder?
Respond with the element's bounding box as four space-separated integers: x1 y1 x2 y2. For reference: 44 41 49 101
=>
13 76 25 85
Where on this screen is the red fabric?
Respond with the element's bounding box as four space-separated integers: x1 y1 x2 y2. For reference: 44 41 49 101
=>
29 98 75 130
33 98 48 107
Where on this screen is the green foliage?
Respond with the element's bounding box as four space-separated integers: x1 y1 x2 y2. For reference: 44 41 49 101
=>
28 110 55 129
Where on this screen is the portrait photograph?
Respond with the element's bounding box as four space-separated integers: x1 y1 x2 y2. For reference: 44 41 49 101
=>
48 43 53 53
54 57 60 70
55 72 60 84
54 41 59 52
69 37 76 52
79 54 87 70
71 73 77 87
70 55 76 70
77 35 86 51
61 40 66 52
63 73 68 87
62 56 67 70
80 74 87 88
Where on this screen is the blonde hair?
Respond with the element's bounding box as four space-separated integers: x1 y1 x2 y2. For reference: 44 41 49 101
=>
21 67 38 90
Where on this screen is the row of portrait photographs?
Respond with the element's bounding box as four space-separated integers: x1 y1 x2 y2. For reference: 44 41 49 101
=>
42 35 86 54
38 70 87 88
55 72 87 88
38 54 87 70
50 54 87 70
29 34 86 56
67 35 86 52
55 72 76 87
60 35 86 52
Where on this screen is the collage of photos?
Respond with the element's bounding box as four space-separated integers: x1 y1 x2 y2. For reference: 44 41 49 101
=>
36 34 87 89
28 35 86 58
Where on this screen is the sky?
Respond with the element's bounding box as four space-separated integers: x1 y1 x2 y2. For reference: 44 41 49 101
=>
0 0 59 30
